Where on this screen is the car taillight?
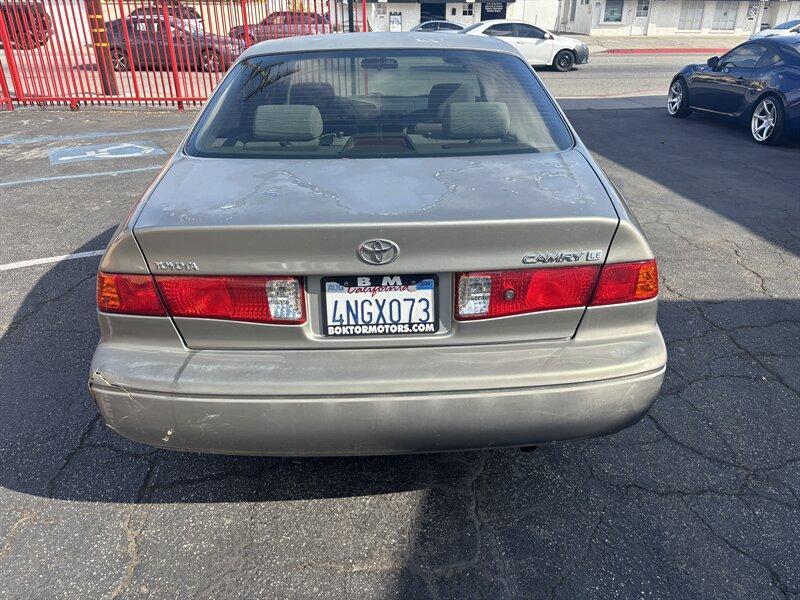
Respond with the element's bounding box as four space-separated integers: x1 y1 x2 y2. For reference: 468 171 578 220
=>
455 266 600 320
97 273 166 316
455 259 658 321
589 259 658 306
154 275 305 324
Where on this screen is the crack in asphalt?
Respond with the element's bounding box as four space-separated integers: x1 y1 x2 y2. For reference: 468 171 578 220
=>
682 498 795 599
109 507 149 600
0 510 36 562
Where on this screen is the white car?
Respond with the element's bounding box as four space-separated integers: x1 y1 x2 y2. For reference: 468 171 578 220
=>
461 20 588 71
751 19 800 39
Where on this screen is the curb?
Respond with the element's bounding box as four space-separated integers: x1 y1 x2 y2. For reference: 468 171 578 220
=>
605 48 730 54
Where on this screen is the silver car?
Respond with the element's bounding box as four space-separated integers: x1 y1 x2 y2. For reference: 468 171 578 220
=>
89 33 666 456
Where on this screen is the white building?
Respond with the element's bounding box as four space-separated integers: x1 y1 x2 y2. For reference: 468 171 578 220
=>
555 0 800 36
365 0 560 32
362 0 800 36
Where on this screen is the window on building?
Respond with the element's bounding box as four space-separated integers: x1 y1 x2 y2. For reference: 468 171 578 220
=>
603 0 624 22
678 0 705 30
712 1 739 30
569 0 578 21
635 0 650 18
462 4 474 16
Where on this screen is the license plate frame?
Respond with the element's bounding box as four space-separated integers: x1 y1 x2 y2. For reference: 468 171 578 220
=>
321 274 439 337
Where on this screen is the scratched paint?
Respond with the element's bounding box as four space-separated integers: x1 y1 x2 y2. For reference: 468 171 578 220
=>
48 140 166 165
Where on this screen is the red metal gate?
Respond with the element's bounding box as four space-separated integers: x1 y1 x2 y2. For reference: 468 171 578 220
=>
0 0 368 110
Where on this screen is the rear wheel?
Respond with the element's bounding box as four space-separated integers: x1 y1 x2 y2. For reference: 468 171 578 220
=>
666 79 691 117
750 96 786 145
200 50 222 72
553 49 575 72
110 48 128 72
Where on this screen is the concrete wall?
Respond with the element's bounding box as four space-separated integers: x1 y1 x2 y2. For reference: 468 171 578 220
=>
368 2 420 31
444 2 483 26
506 0 562 29
556 0 794 35
643 0 759 36
761 0 800 27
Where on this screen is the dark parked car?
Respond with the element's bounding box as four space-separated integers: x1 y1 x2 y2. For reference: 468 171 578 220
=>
229 11 330 44
0 0 52 49
667 36 800 145
106 13 243 72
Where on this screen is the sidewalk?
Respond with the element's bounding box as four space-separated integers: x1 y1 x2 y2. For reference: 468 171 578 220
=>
563 34 748 55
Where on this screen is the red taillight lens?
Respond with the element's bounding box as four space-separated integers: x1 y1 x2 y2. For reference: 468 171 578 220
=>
97 273 166 316
154 275 305 324
590 259 658 306
455 266 600 320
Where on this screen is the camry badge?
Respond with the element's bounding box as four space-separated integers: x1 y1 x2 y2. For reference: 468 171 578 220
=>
357 239 399 266
522 250 602 265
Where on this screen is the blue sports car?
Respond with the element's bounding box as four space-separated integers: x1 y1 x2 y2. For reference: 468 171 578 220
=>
667 35 800 145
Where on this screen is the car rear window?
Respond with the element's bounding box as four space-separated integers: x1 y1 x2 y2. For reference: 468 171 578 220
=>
186 49 573 159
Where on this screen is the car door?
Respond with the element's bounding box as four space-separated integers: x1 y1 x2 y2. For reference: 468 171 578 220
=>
512 24 554 65
690 44 765 114
744 46 784 114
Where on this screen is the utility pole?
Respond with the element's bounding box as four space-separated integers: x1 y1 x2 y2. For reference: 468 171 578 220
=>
347 0 355 31
84 0 118 95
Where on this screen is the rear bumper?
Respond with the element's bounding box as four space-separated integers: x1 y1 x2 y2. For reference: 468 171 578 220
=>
89 325 666 455
90 366 664 455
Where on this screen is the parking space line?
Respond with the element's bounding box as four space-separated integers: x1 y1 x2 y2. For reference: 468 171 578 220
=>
0 250 105 272
0 126 189 146
0 166 161 189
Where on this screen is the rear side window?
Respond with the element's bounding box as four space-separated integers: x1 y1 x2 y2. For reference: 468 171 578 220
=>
755 48 782 68
484 24 514 36
186 49 572 159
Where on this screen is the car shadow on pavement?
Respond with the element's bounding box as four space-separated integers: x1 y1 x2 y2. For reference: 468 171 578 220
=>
567 108 800 259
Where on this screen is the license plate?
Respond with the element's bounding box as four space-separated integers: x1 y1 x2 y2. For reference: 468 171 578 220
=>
321 274 438 337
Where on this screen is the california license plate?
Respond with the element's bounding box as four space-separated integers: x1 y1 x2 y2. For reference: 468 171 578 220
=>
321 274 438 337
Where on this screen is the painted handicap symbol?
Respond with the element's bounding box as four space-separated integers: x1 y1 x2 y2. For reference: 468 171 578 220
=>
48 140 166 165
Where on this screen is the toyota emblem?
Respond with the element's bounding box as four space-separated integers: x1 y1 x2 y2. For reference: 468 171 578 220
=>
357 239 399 265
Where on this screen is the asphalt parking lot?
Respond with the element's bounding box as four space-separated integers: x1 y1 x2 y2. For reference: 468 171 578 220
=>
0 102 798 599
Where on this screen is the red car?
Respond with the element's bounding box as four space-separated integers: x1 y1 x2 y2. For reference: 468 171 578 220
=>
229 11 331 45
0 1 52 49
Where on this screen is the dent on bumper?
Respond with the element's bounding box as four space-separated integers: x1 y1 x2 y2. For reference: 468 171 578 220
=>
89 366 665 456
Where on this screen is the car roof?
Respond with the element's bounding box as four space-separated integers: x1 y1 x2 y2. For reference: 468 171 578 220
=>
477 19 541 26
773 33 800 44
752 34 800 47
240 31 514 60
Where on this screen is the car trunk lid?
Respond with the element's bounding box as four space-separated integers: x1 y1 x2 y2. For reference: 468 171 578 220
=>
133 149 619 348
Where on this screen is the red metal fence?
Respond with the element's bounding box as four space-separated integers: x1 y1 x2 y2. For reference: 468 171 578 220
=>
0 0 368 110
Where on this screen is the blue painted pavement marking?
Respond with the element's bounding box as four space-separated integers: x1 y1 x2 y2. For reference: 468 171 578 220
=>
48 140 166 165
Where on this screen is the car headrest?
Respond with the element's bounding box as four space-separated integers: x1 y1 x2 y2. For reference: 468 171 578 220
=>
289 82 336 105
444 102 510 139
253 105 323 141
428 83 462 111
